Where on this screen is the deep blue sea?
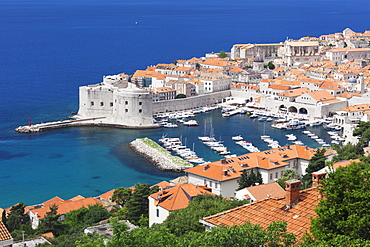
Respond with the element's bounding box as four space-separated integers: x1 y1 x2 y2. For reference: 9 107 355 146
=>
0 0 369 208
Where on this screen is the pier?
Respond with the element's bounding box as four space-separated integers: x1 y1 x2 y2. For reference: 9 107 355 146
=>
129 138 193 172
15 117 107 133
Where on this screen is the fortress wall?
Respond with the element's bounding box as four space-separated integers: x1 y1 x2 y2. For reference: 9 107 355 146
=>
152 91 231 114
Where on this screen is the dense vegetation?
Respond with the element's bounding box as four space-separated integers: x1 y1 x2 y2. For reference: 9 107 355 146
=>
237 168 263 190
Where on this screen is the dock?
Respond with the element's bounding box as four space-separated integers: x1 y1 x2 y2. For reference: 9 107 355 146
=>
15 117 105 133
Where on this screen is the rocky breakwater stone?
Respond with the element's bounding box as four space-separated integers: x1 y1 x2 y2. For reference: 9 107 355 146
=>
129 138 192 172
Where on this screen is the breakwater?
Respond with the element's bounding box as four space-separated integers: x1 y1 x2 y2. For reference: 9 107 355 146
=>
129 138 193 172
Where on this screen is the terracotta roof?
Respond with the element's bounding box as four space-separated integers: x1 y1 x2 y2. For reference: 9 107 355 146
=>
245 182 286 201
202 187 320 239
338 92 357 98
327 47 370 53
340 104 370 112
151 181 171 190
26 197 102 219
186 145 324 181
41 232 54 239
229 67 244 73
332 159 360 169
268 84 291 90
306 90 337 103
150 183 213 211
70 195 85 201
43 196 64 206
200 59 230 67
99 189 115 201
278 87 310 97
0 221 12 242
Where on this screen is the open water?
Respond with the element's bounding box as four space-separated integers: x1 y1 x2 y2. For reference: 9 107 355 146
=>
0 0 369 208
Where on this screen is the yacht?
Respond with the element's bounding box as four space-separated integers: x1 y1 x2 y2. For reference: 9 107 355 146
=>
232 135 243 141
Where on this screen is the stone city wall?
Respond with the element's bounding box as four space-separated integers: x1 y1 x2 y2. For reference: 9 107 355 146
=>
152 91 231 114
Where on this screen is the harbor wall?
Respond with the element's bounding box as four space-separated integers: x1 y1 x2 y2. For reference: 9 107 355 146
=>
129 138 192 172
152 90 231 114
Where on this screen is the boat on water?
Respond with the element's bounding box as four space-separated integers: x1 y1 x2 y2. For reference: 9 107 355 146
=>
261 135 271 140
163 122 178 128
258 117 267 121
198 136 216 142
232 135 243 141
286 134 297 141
236 141 260 153
266 117 273 122
293 140 304 145
249 114 258 118
183 120 198 126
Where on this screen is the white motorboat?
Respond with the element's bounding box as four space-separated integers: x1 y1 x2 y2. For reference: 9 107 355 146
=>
163 122 178 128
232 135 243 141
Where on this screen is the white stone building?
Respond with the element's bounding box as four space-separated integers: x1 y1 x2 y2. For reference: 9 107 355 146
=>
76 81 156 128
185 145 332 198
199 73 231 93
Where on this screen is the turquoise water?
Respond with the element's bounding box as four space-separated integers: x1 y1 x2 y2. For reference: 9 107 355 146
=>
1 0 369 208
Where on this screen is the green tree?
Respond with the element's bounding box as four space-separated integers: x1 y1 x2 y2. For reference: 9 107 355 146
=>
353 121 370 146
39 204 65 237
301 234 370 247
125 183 159 225
195 63 201 70
218 50 228 58
237 169 262 190
175 94 186 99
64 204 110 229
5 201 29 232
331 143 364 162
302 148 326 188
161 194 246 236
105 220 295 247
266 61 275 69
310 162 370 241
111 187 132 207
277 169 298 188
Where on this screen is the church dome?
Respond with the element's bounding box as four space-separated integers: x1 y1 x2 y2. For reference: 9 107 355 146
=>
348 78 357 83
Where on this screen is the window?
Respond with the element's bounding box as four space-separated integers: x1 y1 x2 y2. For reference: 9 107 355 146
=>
91 101 94 106
209 181 212 187
139 109 142 113
275 172 278 178
125 101 128 105
110 102 113 107
156 209 159 217
100 102 104 106
281 171 284 177
125 109 128 113
204 179 207 186
139 102 142 105
270 174 273 180
215 183 218 189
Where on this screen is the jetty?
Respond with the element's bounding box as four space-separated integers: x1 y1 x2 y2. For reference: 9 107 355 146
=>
129 138 193 172
15 117 158 133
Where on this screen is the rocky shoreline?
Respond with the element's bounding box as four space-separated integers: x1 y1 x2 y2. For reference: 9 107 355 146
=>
129 138 193 172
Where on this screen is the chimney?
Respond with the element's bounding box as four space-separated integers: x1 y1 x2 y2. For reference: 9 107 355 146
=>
223 170 229 177
284 179 301 208
311 171 326 188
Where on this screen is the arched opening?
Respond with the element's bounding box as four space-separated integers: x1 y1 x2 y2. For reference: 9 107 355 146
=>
288 106 297 113
299 108 308 114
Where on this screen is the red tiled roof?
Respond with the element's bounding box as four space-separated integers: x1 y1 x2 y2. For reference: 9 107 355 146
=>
150 183 213 211
202 187 320 239
245 182 286 201
26 197 102 219
0 221 12 241
186 145 325 181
